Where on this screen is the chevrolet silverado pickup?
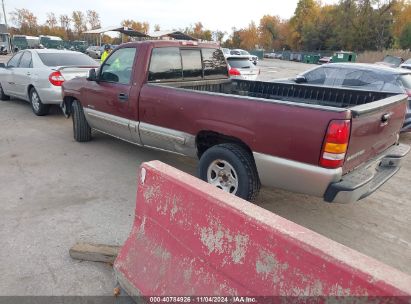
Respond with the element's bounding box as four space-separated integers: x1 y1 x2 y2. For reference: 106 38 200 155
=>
62 40 410 203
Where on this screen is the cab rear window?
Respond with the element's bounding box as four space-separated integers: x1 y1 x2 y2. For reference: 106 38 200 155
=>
148 47 228 82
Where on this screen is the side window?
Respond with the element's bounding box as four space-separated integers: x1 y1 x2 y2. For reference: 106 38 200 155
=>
7 52 23 68
202 48 228 79
100 48 136 84
181 49 202 80
358 71 384 90
304 68 327 84
148 47 182 82
18 52 33 68
342 70 364 87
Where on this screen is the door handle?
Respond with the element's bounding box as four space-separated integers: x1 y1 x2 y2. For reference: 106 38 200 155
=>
118 93 128 101
26 72 31 76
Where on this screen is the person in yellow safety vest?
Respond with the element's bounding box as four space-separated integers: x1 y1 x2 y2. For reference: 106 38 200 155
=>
100 44 111 63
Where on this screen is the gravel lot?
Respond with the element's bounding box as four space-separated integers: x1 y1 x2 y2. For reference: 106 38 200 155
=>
0 55 410 296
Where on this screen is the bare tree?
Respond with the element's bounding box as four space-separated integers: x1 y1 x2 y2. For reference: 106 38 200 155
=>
46 12 58 28
87 10 100 30
72 11 87 36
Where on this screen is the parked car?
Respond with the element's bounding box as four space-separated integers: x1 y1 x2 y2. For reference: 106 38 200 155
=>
230 49 258 65
61 40 409 203
318 56 332 64
400 58 411 70
0 49 99 115
86 46 103 59
264 52 276 59
221 48 230 56
281 63 411 132
227 56 260 80
376 55 405 68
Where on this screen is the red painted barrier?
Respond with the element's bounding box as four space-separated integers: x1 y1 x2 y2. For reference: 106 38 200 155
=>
114 161 411 298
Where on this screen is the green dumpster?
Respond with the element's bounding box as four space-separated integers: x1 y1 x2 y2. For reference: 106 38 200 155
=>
331 51 356 63
304 54 320 64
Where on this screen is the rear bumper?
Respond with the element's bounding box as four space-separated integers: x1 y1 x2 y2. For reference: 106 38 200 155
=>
324 143 410 203
37 86 62 105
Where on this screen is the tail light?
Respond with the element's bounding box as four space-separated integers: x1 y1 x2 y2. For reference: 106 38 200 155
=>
49 71 65 86
229 68 241 76
406 89 411 98
319 120 351 169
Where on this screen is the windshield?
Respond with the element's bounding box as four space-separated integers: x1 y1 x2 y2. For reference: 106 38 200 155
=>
227 58 254 69
404 59 411 64
38 52 98 67
384 56 402 66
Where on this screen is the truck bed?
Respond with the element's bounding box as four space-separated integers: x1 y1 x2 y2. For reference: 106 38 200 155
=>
162 79 395 108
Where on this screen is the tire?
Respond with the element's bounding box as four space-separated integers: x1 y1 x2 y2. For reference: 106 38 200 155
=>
30 87 50 116
198 143 261 201
72 100 91 142
0 83 10 101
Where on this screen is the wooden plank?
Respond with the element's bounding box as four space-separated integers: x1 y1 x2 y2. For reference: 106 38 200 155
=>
69 242 120 264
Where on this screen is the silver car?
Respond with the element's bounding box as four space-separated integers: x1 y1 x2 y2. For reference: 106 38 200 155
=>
227 56 260 81
0 49 99 116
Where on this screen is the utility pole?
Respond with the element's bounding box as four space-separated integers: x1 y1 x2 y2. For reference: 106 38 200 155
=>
1 0 7 28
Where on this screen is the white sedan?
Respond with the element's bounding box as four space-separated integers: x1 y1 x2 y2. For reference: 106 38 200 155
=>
0 49 98 116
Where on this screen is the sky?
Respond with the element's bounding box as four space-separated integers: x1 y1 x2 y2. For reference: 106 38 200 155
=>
4 0 339 34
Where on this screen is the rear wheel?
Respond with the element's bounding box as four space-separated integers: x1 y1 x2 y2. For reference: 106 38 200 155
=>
72 100 91 142
0 83 10 101
198 143 261 201
30 88 50 116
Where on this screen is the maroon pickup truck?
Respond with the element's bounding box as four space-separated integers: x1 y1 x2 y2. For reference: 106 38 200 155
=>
62 40 410 203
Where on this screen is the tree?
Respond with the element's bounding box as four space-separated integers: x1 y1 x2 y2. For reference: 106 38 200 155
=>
10 8 38 35
239 21 259 50
399 22 411 48
289 0 320 50
46 12 57 29
72 11 87 36
154 24 161 31
259 15 280 50
87 10 100 30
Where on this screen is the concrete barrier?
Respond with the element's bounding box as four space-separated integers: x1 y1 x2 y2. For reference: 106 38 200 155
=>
114 161 411 298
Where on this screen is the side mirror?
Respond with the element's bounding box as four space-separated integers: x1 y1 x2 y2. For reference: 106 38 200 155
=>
87 68 97 81
0 63 5 68
294 75 307 83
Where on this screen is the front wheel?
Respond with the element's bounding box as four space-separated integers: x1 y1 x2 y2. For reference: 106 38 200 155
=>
30 88 50 116
72 100 91 142
198 143 261 201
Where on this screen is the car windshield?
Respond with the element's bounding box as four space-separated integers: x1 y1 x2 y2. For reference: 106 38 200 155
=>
384 56 401 66
227 58 254 69
38 52 98 67
400 74 411 89
404 59 411 64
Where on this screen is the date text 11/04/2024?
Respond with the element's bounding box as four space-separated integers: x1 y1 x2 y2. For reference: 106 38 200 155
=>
148 296 257 303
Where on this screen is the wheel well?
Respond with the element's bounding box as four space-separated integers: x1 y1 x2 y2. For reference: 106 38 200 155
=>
196 131 253 158
63 96 76 114
27 84 34 97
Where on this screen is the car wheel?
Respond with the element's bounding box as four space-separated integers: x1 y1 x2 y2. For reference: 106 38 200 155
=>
0 83 10 100
30 87 50 116
72 100 91 142
198 143 261 201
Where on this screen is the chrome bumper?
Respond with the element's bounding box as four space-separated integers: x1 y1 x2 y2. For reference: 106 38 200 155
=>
324 143 410 204
253 152 342 198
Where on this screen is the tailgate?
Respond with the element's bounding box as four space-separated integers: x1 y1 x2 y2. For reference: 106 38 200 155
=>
343 94 408 174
